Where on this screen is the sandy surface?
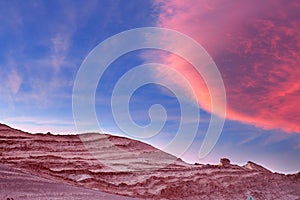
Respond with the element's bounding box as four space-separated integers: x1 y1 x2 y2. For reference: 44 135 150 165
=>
0 164 136 200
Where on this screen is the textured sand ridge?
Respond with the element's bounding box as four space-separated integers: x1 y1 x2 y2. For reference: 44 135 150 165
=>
0 123 299 199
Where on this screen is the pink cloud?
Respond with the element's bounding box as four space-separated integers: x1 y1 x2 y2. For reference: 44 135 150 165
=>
50 34 70 72
7 70 22 94
153 0 300 133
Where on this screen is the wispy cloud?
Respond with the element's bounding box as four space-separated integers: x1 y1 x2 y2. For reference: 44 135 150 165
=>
2 116 74 126
7 70 22 94
152 0 300 133
0 2 82 109
50 34 70 72
2 116 76 134
263 131 293 145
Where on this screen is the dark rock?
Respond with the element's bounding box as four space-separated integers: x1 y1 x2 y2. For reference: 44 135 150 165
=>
219 158 231 167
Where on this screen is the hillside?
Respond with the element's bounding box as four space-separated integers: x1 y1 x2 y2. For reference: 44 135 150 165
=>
0 123 299 199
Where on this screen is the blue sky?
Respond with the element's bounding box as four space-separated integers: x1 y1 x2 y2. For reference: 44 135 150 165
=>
0 0 299 173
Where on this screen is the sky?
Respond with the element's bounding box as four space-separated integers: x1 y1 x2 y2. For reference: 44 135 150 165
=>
0 0 299 173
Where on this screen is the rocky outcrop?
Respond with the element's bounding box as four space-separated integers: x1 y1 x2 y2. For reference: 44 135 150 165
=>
219 158 231 167
244 161 272 173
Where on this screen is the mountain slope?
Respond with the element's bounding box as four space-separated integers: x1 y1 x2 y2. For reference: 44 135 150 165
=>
0 164 135 200
0 123 299 199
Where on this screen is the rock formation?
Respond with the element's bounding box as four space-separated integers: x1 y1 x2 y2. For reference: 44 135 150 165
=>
219 158 231 167
0 123 299 199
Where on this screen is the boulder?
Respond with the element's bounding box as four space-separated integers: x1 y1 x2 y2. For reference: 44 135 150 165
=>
219 158 231 167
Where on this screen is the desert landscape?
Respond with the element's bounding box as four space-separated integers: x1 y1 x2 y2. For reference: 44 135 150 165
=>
0 123 299 199
1 1 300 200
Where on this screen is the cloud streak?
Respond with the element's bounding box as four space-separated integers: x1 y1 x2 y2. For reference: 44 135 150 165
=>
50 34 70 72
7 70 22 94
153 0 300 133
2 116 76 134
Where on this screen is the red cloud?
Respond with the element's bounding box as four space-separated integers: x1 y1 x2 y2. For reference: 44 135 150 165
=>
153 0 300 133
